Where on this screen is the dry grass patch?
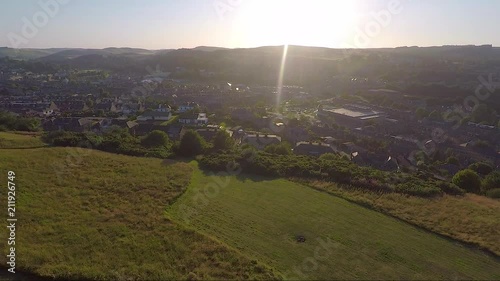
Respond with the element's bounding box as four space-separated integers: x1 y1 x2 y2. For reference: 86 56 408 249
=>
0 148 278 280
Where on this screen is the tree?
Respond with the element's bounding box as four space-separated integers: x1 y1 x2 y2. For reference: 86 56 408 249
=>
452 169 482 194
178 130 205 157
446 156 459 166
468 162 493 176
264 142 292 155
212 130 234 151
319 153 338 161
142 130 169 147
482 171 500 192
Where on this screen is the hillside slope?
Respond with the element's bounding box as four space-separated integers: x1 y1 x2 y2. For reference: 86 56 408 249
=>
167 166 500 280
0 147 277 280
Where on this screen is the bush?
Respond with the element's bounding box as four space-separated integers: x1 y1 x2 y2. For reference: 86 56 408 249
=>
212 130 234 151
482 171 500 193
437 181 465 196
485 188 500 199
264 142 292 155
468 162 494 175
177 130 206 157
395 181 442 197
0 111 40 131
319 153 338 161
446 156 459 166
141 130 169 147
452 169 482 194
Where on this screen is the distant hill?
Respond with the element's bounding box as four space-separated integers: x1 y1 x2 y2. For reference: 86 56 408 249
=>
37 47 167 62
0 47 68 60
191 46 229 52
4 45 500 86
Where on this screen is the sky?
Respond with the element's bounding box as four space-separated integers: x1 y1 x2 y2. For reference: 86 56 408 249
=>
0 0 499 50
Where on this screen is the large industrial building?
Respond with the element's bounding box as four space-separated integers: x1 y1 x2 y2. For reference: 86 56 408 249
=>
317 104 386 128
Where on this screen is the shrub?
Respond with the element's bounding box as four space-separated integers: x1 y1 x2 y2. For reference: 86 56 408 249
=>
482 171 500 193
264 142 292 155
395 181 442 197
446 156 459 166
186 272 198 281
142 130 169 147
177 130 206 157
468 162 494 176
437 181 465 196
486 188 500 199
319 153 338 161
212 130 234 151
452 169 482 194
0 111 40 131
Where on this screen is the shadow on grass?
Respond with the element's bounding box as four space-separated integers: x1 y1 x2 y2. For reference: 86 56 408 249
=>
198 166 278 184
0 267 93 281
0 145 49 150
161 157 194 166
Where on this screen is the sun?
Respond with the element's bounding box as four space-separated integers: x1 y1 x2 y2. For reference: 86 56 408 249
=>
233 0 359 47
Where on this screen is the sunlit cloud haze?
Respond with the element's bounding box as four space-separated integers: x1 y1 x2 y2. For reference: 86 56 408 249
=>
1 0 499 49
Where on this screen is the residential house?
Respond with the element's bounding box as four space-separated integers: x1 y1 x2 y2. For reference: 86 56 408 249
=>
43 117 93 132
137 105 172 121
121 102 145 115
179 112 208 125
92 118 138 134
242 134 281 150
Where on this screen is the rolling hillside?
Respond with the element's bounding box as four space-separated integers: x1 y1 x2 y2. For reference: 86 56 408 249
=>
0 133 499 280
0 143 277 280
167 166 500 280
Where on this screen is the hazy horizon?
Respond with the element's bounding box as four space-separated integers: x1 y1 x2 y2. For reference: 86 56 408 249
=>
2 43 499 51
1 0 500 50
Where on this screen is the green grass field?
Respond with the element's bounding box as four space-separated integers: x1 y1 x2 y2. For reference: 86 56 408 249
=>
0 147 277 280
167 165 500 280
0 132 47 149
303 180 500 256
1 132 499 280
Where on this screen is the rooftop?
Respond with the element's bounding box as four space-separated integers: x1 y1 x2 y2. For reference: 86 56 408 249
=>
324 107 382 119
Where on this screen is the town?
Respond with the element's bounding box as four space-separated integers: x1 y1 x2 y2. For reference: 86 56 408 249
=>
2 0 500 279
1 45 499 180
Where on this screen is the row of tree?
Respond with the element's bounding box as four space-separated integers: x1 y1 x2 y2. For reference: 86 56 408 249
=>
0 111 40 132
44 127 499 199
44 127 236 160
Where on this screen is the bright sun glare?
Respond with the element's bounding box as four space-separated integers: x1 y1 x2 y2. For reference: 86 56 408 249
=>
234 0 359 47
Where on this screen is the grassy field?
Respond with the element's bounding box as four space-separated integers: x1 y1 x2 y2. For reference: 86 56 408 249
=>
0 147 277 280
301 180 500 256
0 132 46 149
167 166 500 280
